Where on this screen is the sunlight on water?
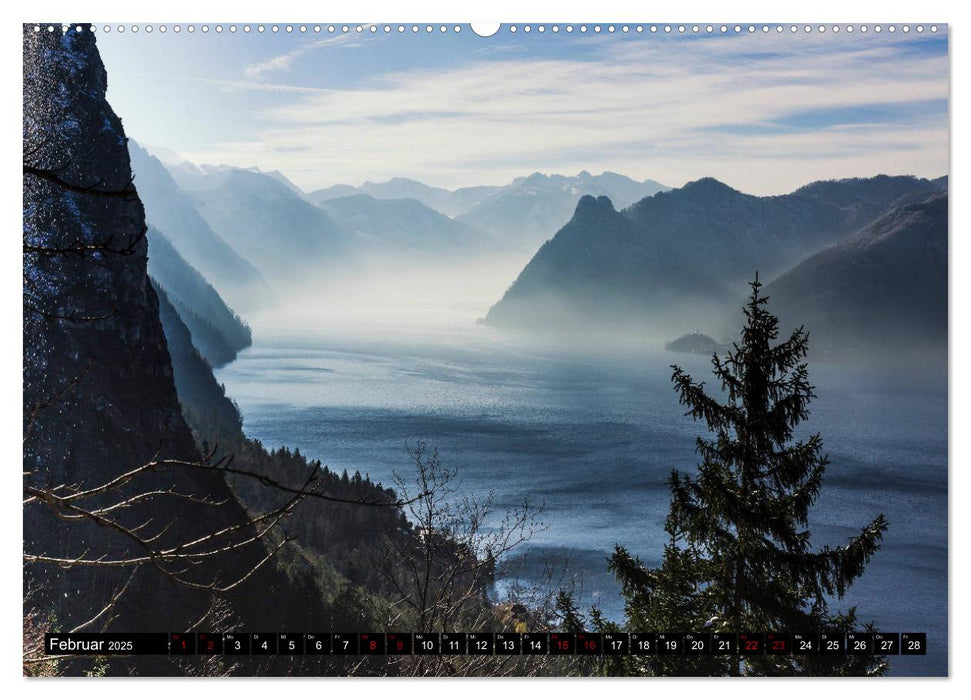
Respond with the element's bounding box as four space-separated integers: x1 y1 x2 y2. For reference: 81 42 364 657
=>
216 317 947 676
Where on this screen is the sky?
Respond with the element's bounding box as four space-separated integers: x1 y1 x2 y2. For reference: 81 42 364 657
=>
96 23 949 195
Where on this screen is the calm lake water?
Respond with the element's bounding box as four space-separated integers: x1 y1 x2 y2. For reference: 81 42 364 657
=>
215 325 947 676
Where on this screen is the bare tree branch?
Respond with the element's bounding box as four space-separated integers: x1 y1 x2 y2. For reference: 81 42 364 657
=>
23 358 93 444
158 452 430 508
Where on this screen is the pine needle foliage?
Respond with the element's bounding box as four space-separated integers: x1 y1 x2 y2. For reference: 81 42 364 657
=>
610 276 889 676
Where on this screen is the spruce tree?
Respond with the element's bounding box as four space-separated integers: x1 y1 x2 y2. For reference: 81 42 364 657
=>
610 276 889 676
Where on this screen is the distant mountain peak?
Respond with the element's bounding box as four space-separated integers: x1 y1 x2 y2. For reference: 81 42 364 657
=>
386 176 424 185
138 141 188 167
264 169 304 196
335 192 377 203
574 194 616 219
681 177 738 196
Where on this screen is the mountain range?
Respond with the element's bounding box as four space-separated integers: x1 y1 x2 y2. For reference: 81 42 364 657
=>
308 176 493 217
484 174 946 352
456 171 669 251
130 142 946 362
315 193 499 258
128 141 273 313
168 164 351 279
133 145 675 297
310 170 669 252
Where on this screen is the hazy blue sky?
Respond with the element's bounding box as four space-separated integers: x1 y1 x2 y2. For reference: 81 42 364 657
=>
97 24 948 194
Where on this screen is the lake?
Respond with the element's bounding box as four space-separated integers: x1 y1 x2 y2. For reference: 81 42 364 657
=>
215 322 947 676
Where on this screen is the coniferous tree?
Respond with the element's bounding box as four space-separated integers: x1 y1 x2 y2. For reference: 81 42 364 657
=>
554 590 586 633
610 276 889 676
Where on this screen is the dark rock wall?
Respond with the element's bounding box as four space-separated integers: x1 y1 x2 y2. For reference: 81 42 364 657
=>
22 24 270 638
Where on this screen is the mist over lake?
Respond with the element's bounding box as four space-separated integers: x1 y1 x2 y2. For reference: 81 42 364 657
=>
216 316 947 677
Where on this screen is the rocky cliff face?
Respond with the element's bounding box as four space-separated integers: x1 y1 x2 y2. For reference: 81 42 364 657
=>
22 25 269 639
24 24 194 495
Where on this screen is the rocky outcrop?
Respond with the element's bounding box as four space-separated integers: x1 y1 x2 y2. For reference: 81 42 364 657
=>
22 24 271 639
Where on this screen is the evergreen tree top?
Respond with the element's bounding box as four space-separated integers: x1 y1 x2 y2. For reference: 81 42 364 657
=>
611 275 888 677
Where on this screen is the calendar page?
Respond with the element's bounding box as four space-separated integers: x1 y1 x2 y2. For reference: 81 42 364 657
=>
23 19 948 678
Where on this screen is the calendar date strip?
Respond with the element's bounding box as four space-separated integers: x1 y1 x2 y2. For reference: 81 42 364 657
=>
45 631 927 656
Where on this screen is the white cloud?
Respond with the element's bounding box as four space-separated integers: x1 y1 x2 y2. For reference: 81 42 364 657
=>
162 74 328 95
243 33 376 80
181 31 948 194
